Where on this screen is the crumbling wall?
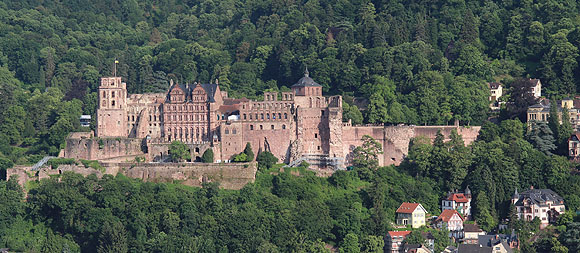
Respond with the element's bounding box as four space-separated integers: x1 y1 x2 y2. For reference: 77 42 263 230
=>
64 134 145 160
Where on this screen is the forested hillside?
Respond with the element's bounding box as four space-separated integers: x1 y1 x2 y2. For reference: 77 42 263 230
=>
3 0 580 163
2 0 580 252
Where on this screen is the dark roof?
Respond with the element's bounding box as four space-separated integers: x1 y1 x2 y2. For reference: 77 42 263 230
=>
488 82 501 89
457 244 492 253
167 82 219 102
478 234 514 253
291 68 321 88
513 188 564 207
464 224 483 233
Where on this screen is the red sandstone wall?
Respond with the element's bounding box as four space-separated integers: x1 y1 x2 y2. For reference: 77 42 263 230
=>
342 125 481 167
64 136 145 160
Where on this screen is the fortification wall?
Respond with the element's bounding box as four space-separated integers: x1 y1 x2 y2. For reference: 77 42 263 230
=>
106 162 257 190
342 125 481 166
64 134 145 160
7 161 256 190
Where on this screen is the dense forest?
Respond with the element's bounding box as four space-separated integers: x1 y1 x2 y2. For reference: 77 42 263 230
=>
3 0 580 161
2 0 580 252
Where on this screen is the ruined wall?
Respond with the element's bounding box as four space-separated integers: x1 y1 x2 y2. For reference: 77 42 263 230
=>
64 133 145 160
342 125 481 166
7 162 256 190
219 121 294 162
107 162 257 190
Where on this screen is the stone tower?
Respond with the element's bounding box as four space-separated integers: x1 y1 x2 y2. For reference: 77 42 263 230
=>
96 77 128 137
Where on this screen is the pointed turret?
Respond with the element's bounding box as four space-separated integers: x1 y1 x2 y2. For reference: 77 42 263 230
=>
465 185 471 197
513 188 519 199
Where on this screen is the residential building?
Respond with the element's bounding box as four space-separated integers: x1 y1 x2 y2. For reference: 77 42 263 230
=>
396 202 428 228
568 133 580 159
478 232 519 251
442 186 472 219
402 244 432 253
463 224 485 244
489 82 503 110
435 209 464 239
511 187 565 228
529 78 542 98
386 231 411 253
527 98 580 131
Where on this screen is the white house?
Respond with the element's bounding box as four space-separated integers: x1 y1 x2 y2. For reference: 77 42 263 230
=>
435 209 464 239
442 186 472 219
511 187 565 228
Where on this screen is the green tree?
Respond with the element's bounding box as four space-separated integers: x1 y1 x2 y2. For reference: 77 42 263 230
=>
343 103 364 125
168 141 190 162
352 135 383 170
360 235 384 253
202 149 214 163
339 233 360 253
403 230 426 245
256 151 278 170
526 122 557 155
243 142 254 162
474 193 497 232
97 220 128 253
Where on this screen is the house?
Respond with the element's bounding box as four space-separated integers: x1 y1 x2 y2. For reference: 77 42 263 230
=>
478 232 519 251
420 232 435 252
403 244 432 253
568 133 580 159
457 235 514 253
396 202 428 228
529 78 542 98
463 224 485 244
527 98 580 131
435 209 464 239
511 187 565 228
386 231 411 253
488 82 503 110
442 186 472 219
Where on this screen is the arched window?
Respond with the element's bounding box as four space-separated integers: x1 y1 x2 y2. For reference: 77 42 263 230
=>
233 129 237 134
149 115 152 121
284 113 288 119
102 91 106 98
102 100 107 107
267 113 270 120
243 114 247 120
112 100 116 106
225 129 229 134
278 113 281 120
132 115 135 121
271 125 274 130
112 91 115 98
260 125 263 130
282 124 286 129
261 114 264 119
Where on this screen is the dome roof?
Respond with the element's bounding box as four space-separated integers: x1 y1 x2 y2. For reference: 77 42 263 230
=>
292 67 321 87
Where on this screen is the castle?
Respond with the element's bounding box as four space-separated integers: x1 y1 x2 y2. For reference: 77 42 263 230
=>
65 70 481 170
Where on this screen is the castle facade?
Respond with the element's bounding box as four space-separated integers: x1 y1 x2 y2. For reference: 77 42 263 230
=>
67 71 481 170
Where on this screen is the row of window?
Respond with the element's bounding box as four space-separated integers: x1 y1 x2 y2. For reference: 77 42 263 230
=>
166 114 206 122
167 104 207 111
247 103 290 110
247 124 287 131
242 113 288 121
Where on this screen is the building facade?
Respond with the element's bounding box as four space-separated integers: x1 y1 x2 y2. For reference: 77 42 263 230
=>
442 187 472 219
396 202 427 228
386 231 411 253
511 187 565 228
435 209 464 239
72 70 481 169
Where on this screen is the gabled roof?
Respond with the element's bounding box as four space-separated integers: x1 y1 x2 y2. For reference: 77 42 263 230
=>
436 209 464 222
396 202 427 214
569 132 580 142
488 82 501 89
387 231 411 237
446 193 469 203
167 81 220 102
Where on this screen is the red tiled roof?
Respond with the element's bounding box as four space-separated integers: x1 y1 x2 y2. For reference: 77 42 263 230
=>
436 209 464 222
388 231 412 237
447 193 469 203
396 202 420 214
